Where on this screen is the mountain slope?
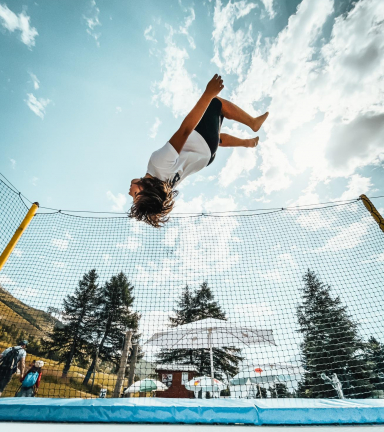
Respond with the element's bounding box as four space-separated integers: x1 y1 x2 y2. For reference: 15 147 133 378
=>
0 285 56 337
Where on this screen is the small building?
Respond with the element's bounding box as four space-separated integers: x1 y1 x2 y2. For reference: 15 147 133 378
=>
156 364 197 398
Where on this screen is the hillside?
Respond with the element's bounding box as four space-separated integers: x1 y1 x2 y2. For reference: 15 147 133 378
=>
0 284 156 398
0 285 56 337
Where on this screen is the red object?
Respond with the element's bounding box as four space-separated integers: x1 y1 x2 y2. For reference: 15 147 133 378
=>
254 368 263 373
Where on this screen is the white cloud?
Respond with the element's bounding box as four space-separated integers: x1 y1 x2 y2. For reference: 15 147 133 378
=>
12 287 38 300
144 25 157 43
317 216 373 252
51 238 69 251
115 106 122 114
178 7 195 50
234 302 274 317
0 4 38 48
0 274 16 286
339 174 372 201
10 158 16 169
241 143 295 195
295 209 337 232
232 0 384 198
24 93 51 119
277 253 297 268
53 261 67 269
260 269 282 282
116 236 141 250
289 181 321 207
29 72 39 89
149 117 162 139
106 190 127 212
12 248 22 257
204 195 237 212
152 9 200 118
83 0 101 47
174 194 204 213
218 124 257 188
219 147 257 188
31 176 38 186
260 0 275 19
174 193 237 213
211 0 257 78
163 226 179 247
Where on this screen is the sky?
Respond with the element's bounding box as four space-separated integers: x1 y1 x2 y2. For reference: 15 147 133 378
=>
0 0 383 215
1 0 384 377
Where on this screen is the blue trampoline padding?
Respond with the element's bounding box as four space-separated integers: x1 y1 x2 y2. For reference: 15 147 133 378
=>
254 398 384 425
0 397 258 424
0 398 384 424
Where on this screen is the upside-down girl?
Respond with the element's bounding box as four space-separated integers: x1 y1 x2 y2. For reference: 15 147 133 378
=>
129 74 268 227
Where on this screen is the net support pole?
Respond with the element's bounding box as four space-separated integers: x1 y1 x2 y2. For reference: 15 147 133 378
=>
0 201 39 272
360 194 384 233
113 330 132 398
126 344 138 396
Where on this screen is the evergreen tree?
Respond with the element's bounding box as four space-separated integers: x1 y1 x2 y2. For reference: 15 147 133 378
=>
82 271 140 385
268 383 291 398
43 269 99 377
297 270 373 398
363 336 384 394
156 282 243 379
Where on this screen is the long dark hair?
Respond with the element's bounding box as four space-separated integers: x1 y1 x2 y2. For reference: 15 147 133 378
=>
129 177 178 228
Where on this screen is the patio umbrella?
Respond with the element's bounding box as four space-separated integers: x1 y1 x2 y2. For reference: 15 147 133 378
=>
124 378 167 394
184 375 225 398
145 318 275 388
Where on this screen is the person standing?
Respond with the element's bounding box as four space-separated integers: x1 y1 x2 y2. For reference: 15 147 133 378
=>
16 360 44 397
0 340 28 397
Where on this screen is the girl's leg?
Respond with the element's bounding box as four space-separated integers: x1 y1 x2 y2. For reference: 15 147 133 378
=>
220 133 259 148
216 97 268 132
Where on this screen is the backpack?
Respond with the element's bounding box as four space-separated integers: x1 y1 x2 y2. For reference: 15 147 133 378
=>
22 371 39 388
0 347 20 372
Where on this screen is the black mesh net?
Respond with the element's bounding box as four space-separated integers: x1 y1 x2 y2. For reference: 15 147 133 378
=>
0 178 383 400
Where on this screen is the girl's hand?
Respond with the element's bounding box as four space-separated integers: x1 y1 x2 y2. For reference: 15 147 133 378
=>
205 74 224 98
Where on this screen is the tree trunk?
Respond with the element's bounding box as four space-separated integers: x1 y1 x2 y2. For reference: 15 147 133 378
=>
113 330 132 398
62 350 74 378
83 355 97 385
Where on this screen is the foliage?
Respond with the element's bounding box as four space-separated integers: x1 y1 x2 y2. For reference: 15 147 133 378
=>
82 272 141 385
297 270 373 398
156 282 243 379
363 336 384 395
268 383 292 398
42 269 100 376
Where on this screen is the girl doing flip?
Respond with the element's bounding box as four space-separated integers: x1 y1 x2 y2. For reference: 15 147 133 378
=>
129 74 268 227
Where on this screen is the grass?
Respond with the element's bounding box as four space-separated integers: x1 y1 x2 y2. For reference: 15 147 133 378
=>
0 341 119 398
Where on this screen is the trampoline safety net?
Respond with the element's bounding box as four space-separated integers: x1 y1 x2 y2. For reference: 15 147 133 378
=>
0 178 383 401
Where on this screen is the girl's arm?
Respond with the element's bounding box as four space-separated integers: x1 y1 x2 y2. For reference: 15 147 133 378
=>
169 74 224 154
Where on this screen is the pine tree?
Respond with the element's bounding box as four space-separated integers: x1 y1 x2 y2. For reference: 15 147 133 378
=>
82 271 140 385
268 383 291 398
363 336 384 395
297 270 373 398
156 282 243 379
43 269 99 377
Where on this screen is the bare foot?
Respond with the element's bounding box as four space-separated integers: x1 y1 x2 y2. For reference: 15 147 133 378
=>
251 112 269 132
244 136 259 148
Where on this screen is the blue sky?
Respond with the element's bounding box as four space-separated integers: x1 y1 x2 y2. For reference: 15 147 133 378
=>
1 0 383 215
1 0 384 375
